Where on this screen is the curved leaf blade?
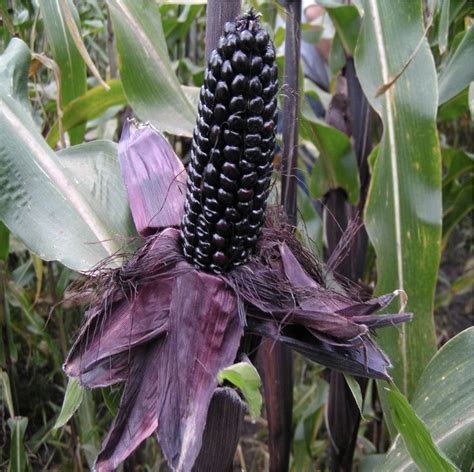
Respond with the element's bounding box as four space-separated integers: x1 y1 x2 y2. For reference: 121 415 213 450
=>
107 0 197 137
355 0 441 398
382 328 474 471
0 40 134 271
39 0 87 144
438 24 474 104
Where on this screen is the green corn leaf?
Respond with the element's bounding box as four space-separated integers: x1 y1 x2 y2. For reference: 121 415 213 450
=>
7 417 28 472
382 328 474 471
355 0 441 409
218 361 263 419
54 378 84 429
107 0 196 137
438 24 474 104
0 39 135 272
39 0 87 144
47 79 127 148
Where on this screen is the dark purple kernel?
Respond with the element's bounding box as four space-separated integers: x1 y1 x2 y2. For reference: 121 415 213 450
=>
223 34 238 58
209 125 220 144
221 60 233 81
194 246 210 262
222 162 240 179
245 133 262 147
241 171 258 187
212 251 229 266
231 74 247 94
256 176 270 192
202 104 213 121
228 114 245 131
248 77 263 97
216 218 232 236
204 197 220 211
235 218 249 234
198 117 210 135
198 240 212 253
260 65 272 85
215 81 230 103
255 30 269 51
225 207 240 222
240 160 255 172
220 174 239 192
270 64 278 81
202 182 216 198
262 84 274 101
229 95 246 113
198 134 211 152
212 233 228 249
204 88 214 106
203 163 219 185
204 208 220 223
240 29 255 51
250 55 263 74
245 234 259 246
214 104 227 124
206 71 217 91
244 147 261 162
223 145 241 162
262 120 275 138
195 227 210 242
249 97 264 114
249 207 264 223
237 187 254 202
247 116 264 133
210 149 224 166
210 51 222 75
263 99 277 119
217 188 234 205
231 50 249 73
223 129 242 145
264 46 275 63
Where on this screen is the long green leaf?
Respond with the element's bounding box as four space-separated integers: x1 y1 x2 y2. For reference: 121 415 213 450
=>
382 328 474 471
7 417 28 472
438 24 474 104
355 0 441 400
107 0 196 137
47 79 127 148
39 0 87 144
0 39 135 271
384 385 458 472
54 378 84 429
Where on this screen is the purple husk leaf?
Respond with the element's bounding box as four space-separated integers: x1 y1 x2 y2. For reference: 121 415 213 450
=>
118 122 186 236
155 268 242 470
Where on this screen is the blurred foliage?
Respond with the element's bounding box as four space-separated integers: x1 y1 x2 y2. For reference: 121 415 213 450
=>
0 0 472 471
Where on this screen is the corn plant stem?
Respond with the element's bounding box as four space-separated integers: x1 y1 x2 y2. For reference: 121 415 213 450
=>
258 3 301 472
281 0 301 225
325 59 372 472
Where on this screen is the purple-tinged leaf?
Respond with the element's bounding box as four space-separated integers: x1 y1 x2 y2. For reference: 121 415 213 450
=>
118 122 186 236
250 321 392 381
94 265 242 471
156 267 242 471
95 341 165 471
64 281 172 387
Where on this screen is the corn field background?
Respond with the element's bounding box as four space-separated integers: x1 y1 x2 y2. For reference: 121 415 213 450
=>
0 0 473 471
